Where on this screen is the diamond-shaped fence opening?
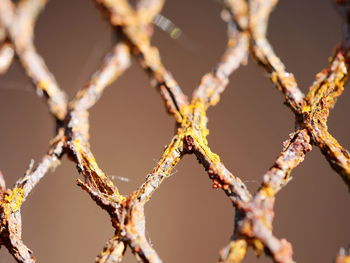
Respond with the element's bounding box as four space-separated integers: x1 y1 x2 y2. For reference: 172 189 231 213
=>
87 63 173 195
0 69 52 187
0 0 350 263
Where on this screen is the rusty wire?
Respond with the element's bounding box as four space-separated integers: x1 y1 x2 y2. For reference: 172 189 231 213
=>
0 0 350 262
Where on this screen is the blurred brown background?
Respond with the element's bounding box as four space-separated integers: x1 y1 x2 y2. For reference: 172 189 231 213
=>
0 0 349 262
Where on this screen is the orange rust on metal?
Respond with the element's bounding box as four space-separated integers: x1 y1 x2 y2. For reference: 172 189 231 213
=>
336 248 350 263
0 0 349 262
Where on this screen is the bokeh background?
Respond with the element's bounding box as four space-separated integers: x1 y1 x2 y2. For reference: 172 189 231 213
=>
0 0 350 262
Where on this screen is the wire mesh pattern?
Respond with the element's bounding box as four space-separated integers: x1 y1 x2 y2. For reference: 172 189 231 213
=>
0 0 349 262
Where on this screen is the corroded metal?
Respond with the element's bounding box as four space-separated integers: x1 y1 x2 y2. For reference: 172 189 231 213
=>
0 0 349 262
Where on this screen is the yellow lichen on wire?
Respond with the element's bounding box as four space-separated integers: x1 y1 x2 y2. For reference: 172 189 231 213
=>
0 188 24 215
0 0 350 263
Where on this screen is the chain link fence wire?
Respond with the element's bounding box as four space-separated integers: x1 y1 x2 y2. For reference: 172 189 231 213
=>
0 0 350 262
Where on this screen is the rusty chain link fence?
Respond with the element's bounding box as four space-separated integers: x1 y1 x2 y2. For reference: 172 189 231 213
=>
0 0 350 262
